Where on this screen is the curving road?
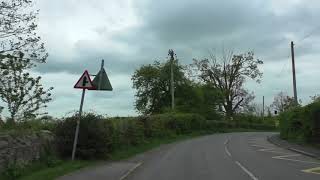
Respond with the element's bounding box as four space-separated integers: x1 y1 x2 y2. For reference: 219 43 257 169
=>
127 132 320 180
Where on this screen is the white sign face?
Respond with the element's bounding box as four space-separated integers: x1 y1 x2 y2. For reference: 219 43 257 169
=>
74 70 95 89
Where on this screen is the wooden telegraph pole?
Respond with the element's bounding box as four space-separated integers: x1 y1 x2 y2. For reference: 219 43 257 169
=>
291 41 298 104
168 49 175 110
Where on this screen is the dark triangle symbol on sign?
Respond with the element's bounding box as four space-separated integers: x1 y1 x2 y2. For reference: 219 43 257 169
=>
74 70 95 89
92 68 113 91
82 76 88 87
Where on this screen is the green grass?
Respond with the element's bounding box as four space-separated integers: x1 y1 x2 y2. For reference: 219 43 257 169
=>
0 160 95 180
16 161 94 180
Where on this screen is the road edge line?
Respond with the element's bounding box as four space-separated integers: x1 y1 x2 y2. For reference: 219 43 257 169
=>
119 162 143 180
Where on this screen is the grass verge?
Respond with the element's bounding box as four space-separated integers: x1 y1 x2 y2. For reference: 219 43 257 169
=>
18 161 94 180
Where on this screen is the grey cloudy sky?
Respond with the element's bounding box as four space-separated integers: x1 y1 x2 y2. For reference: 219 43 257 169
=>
26 0 320 117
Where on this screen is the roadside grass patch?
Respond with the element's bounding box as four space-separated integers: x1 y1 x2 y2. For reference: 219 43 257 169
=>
16 160 94 180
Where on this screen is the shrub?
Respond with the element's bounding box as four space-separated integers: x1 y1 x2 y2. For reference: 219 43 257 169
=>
117 118 145 147
2 160 26 180
148 113 206 135
279 101 320 143
55 113 113 159
233 114 277 129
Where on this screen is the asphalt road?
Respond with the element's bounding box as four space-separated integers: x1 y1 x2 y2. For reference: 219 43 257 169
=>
127 132 320 180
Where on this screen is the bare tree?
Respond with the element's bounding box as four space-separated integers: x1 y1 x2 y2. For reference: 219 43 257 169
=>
192 51 263 118
271 92 297 113
310 94 320 103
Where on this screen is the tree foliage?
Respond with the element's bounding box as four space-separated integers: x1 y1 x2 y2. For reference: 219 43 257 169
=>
132 60 188 114
0 52 53 122
0 0 47 62
132 59 221 118
192 51 263 117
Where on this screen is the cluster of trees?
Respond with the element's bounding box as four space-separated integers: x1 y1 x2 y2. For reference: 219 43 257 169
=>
132 59 222 119
0 0 52 123
132 51 264 119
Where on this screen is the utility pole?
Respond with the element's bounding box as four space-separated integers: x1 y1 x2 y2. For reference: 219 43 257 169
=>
262 96 265 121
168 49 175 110
291 41 298 104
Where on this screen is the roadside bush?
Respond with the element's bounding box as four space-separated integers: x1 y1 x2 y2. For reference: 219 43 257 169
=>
205 120 229 132
145 113 206 135
233 114 277 130
137 115 170 138
115 117 145 147
279 101 320 143
2 161 26 180
55 113 113 159
0 116 57 133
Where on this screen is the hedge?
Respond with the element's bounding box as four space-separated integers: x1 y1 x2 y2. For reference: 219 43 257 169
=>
21 112 277 160
279 101 320 143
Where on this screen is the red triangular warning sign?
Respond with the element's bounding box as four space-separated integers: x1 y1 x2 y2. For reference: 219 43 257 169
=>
74 70 96 89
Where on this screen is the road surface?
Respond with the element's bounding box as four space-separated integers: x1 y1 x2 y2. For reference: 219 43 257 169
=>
58 132 320 180
127 132 320 180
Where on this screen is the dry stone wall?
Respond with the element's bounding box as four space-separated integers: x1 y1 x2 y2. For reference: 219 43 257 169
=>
0 130 54 172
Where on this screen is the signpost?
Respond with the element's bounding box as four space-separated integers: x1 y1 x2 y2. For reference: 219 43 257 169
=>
92 60 113 91
71 60 113 160
72 70 95 160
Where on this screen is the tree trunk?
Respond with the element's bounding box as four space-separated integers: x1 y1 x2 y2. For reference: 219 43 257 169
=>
225 101 233 120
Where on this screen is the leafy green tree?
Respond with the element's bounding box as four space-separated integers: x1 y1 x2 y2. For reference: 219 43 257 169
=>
132 59 222 118
192 51 263 118
132 60 188 114
176 84 222 119
0 0 50 123
0 52 53 123
0 0 47 62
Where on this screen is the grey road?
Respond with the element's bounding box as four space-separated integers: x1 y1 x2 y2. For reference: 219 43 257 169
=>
127 132 320 180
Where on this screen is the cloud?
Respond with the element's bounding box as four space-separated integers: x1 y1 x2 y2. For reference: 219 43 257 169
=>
10 0 319 117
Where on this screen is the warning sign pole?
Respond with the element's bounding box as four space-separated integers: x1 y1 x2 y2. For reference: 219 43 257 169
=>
71 88 86 160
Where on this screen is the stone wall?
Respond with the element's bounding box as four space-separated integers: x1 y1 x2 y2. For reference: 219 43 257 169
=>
0 130 54 172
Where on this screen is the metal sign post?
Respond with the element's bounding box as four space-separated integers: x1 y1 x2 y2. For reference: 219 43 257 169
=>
71 88 85 160
72 70 95 160
71 61 113 160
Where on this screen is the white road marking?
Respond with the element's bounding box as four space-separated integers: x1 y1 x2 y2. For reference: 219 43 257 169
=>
302 167 320 174
224 138 232 157
251 139 320 166
272 154 301 158
119 162 143 180
235 161 259 180
251 144 275 149
272 154 320 164
258 149 288 154
224 138 229 145
225 146 232 157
